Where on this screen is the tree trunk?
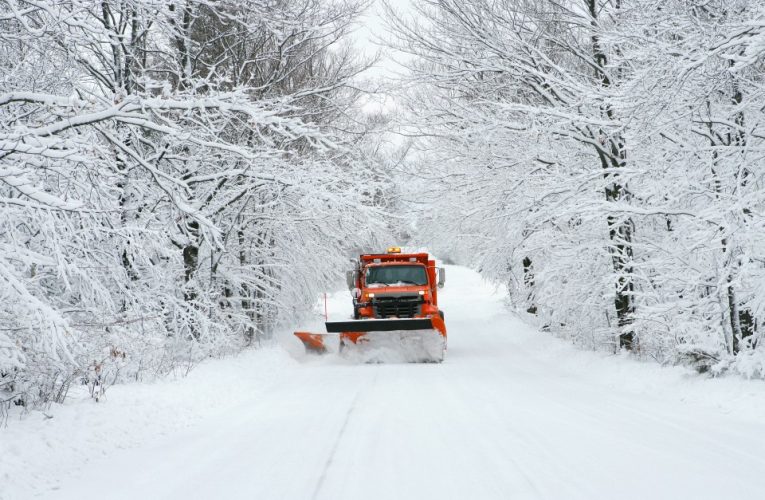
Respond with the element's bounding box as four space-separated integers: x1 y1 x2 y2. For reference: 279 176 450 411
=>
238 227 256 344
588 0 635 350
522 256 537 315
183 220 199 305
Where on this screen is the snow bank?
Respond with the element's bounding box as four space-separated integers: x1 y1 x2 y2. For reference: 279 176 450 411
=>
0 348 294 500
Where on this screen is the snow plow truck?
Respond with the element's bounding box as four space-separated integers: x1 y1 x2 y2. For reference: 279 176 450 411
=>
294 247 447 362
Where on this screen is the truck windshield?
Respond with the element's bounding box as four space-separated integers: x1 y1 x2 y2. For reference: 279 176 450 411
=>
366 265 428 286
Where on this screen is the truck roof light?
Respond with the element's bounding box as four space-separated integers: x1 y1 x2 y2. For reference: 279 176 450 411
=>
387 246 401 254
409 257 416 262
374 258 381 263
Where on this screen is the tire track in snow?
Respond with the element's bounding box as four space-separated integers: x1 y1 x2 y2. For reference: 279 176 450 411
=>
311 369 378 500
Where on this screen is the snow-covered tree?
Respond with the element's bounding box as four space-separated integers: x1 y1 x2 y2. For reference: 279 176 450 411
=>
388 0 765 375
1 0 393 407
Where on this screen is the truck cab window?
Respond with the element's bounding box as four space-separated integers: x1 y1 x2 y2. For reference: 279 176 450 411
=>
366 265 428 286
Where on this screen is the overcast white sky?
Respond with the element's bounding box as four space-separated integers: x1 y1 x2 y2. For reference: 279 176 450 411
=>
350 0 415 113
351 0 414 79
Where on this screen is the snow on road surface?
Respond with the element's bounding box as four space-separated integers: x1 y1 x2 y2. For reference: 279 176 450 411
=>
4 265 765 500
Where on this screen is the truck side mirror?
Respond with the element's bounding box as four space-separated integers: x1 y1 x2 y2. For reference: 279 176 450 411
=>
346 270 357 290
437 267 446 288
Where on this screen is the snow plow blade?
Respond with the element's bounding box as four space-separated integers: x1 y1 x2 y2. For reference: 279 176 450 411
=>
325 318 434 333
294 315 447 362
293 332 328 354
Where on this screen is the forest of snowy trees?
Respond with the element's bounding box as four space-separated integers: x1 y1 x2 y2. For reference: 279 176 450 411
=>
392 0 765 376
3 0 765 411
0 0 399 408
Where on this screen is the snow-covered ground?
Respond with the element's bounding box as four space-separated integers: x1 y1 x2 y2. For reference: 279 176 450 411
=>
3 265 765 500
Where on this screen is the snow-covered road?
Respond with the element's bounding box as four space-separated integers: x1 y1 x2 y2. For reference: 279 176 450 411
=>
5 265 765 500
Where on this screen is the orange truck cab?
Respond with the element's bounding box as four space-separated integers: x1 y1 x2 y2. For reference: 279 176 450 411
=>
348 248 445 324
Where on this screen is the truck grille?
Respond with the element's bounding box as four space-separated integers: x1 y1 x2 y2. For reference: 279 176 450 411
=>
373 296 422 318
